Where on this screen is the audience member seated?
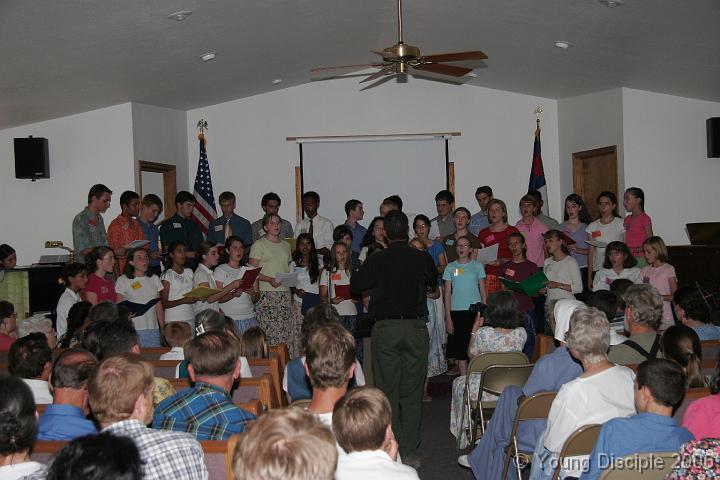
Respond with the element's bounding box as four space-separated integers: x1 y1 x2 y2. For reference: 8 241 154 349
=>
283 304 365 402
88 353 207 479
661 324 706 388
153 331 256 439
306 323 358 428
0 375 44 480
38 348 98 440
159 322 192 361
529 306 636 480
0 300 18 349
461 298 583 477
94 318 175 407
232 408 338 480
45 432 142 480
334 387 419 480
240 326 268 359
177 309 252 379
58 301 91 349
682 358 720 439
585 290 627 345
673 286 720 341
450 291 528 446
8 332 53 404
581 358 694 479
607 284 663 365
668 438 720 479
18 315 57 349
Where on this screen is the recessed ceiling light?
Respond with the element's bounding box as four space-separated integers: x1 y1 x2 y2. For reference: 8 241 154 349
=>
554 41 572 50
167 10 192 21
599 0 623 7
271 79 283 84
200 52 216 62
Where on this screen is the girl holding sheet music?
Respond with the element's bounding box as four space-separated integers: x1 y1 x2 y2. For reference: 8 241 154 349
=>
561 193 591 296
541 230 583 322
192 241 241 316
116 248 165 347
288 233 321 358
320 241 358 344
586 191 625 286
161 241 198 328
248 213 292 347
214 236 259 335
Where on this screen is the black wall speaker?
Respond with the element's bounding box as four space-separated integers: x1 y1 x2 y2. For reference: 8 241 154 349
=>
14 136 49 179
708 118 720 158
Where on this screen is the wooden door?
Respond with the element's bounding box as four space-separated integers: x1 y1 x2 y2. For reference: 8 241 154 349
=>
572 146 618 220
137 161 177 219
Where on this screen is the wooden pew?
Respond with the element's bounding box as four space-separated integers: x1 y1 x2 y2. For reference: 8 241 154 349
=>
268 343 289 371
150 359 182 378
247 356 286 407
674 386 712 423
33 438 239 480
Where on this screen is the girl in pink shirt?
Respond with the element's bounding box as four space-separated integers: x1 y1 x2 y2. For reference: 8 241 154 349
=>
641 236 678 331
515 194 548 268
82 246 119 305
623 187 653 266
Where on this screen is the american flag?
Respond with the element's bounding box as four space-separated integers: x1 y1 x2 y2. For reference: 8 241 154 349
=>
191 136 217 235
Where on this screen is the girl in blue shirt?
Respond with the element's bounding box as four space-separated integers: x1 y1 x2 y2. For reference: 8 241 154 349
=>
443 236 487 375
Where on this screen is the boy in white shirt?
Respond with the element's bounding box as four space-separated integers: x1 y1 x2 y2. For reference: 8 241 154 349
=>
333 387 419 479
159 322 191 361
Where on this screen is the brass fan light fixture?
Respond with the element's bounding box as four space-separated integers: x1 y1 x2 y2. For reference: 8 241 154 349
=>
311 0 488 89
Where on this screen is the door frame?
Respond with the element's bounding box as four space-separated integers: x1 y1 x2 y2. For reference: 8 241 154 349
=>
137 161 177 219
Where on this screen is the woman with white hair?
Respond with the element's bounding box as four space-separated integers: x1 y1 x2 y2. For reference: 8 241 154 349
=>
18 315 56 349
460 299 584 477
529 306 636 480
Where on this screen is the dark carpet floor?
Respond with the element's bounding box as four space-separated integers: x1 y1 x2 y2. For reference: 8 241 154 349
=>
417 373 475 480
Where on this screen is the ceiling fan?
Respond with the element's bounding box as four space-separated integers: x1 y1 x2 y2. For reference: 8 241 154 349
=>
311 0 488 89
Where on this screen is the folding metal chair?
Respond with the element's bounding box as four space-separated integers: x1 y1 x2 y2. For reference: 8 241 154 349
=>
501 391 557 480
456 351 528 449
598 451 677 480
551 424 602 480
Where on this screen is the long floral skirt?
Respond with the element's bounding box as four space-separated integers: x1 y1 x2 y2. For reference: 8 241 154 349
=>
255 291 293 348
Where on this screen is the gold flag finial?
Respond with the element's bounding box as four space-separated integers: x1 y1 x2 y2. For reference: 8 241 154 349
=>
197 119 208 141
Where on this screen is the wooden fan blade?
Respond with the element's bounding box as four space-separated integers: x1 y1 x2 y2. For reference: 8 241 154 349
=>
359 74 396 91
360 66 396 83
414 62 473 77
311 63 384 72
419 51 488 63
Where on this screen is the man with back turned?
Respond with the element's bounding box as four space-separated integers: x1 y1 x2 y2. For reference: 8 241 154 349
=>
350 210 437 469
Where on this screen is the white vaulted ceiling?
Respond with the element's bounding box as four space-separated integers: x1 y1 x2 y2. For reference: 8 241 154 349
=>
1 0 719 129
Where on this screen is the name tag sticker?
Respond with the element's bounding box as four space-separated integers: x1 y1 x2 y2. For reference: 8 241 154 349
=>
606 277 613 285
173 223 181 228
591 230 602 238
485 234 495 243
445 239 455 246
214 225 223 231
505 269 515 277
331 273 342 281
454 268 464 277
131 281 142 290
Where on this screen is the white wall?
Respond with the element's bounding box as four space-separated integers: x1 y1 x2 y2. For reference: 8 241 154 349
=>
0 104 135 263
132 103 189 191
557 89 624 199
622 88 720 245
186 76 560 227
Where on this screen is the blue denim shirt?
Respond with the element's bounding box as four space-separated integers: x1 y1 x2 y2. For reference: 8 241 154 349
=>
38 404 98 440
